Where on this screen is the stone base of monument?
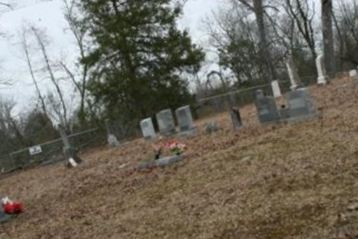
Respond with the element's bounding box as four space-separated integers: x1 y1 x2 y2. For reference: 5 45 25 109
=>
284 113 317 123
177 127 197 138
137 155 183 171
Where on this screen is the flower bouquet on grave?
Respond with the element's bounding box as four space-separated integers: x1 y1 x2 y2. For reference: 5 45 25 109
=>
1 197 23 215
163 140 187 156
152 139 186 159
138 140 186 171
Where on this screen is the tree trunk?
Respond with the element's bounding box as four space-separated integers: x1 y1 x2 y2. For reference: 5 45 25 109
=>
253 0 276 83
321 0 336 78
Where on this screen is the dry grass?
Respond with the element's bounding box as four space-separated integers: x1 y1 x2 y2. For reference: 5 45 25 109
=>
1 77 358 239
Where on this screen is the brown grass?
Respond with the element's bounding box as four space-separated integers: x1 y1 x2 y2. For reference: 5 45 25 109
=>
1 77 358 239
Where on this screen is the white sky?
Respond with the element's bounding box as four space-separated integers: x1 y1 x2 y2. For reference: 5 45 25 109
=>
0 0 222 111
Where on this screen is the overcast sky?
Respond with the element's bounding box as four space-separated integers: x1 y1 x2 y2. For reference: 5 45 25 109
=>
0 0 222 112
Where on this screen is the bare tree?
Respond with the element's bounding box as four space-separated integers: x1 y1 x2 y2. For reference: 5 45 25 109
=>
285 0 316 60
205 4 263 85
334 0 358 67
30 26 69 128
321 0 336 77
20 27 48 116
62 0 92 123
0 98 27 150
234 0 277 82
0 2 12 9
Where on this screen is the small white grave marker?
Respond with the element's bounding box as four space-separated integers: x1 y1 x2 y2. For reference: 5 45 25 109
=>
286 56 301 90
316 54 328 85
271 80 282 98
349 69 358 80
29 145 42 156
107 134 120 147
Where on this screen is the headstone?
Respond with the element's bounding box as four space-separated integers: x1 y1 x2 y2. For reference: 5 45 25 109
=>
205 121 220 134
140 118 156 139
230 107 242 129
271 80 282 98
316 54 328 85
349 69 358 80
107 134 120 147
156 109 176 136
255 90 280 124
286 88 316 121
286 56 301 90
175 105 195 132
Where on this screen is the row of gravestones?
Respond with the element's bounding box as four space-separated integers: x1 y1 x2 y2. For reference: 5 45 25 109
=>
140 105 196 139
138 86 316 140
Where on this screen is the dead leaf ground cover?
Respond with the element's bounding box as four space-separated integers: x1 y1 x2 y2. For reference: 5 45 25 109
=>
0 77 358 239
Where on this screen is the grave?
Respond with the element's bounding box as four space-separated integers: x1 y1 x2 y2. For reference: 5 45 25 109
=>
230 107 243 129
175 105 196 136
316 54 328 85
205 121 221 134
107 134 120 147
349 69 358 81
254 90 280 124
105 120 120 147
138 154 183 171
156 109 176 136
271 80 282 98
285 88 316 121
140 118 156 139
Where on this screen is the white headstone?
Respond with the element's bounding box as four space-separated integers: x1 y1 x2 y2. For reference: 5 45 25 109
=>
156 109 176 136
286 56 301 90
349 69 358 80
140 118 156 139
175 105 195 132
316 54 328 85
107 134 120 147
271 80 282 98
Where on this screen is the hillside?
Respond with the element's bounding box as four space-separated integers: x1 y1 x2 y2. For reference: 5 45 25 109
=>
0 76 358 239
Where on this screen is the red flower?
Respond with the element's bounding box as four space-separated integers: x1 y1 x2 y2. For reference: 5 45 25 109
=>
3 201 23 215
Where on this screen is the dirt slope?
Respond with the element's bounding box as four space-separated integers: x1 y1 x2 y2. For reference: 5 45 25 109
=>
1 77 358 239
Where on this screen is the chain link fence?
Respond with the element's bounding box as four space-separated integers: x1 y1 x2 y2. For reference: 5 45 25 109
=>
0 128 106 174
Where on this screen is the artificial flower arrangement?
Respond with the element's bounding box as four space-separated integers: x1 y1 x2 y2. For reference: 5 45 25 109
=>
153 139 187 160
1 197 24 215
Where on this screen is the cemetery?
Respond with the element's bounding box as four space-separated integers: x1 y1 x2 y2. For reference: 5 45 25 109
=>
0 75 357 238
